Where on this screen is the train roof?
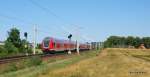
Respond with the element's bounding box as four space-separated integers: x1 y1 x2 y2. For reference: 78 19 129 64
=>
43 37 76 43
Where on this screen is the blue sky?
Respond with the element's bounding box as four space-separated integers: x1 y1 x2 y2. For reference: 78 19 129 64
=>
0 0 150 43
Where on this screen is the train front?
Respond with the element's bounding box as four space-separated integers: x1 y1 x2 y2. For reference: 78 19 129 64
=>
41 37 54 54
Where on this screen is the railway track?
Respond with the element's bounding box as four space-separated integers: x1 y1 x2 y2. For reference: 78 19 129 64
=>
0 52 67 64
0 50 89 64
0 54 41 64
0 56 26 64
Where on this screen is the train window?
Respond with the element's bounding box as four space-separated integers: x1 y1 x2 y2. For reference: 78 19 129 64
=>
60 43 62 48
53 42 56 48
43 38 49 47
60 43 63 48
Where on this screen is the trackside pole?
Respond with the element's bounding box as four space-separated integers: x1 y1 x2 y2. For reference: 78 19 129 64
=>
68 38 71 54
68 34 72 54
33 25 37 55
24 32 28 56
76 40 80 55
76 28 80 55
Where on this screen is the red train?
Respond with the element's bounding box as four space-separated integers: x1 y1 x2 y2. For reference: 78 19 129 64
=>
41 37 90 54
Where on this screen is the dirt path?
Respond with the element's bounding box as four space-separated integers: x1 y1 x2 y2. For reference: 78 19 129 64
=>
40 49 150 77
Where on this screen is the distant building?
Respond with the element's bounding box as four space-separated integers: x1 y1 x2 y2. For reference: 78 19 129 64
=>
0 41 4 45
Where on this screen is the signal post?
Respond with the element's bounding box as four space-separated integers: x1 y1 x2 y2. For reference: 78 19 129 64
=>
68 34 72 54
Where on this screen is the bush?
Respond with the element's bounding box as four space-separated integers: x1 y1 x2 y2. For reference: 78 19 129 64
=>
8 63 18 71
0 56 42 74
25 56 42 66
19 39 33 54
4 41 19 54
0 46 8 58
27 47 33 54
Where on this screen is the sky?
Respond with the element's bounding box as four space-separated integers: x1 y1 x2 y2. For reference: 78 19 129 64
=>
0 0 150 43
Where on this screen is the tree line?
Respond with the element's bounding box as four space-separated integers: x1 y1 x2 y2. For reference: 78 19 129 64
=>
104 36 150 48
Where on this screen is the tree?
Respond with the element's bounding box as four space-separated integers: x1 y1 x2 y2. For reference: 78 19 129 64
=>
142 37 150 48
133 37 141 48
104 36 120 48
125 36 135 46
118 37 126 48
5 27 22 54
6 28 21 48
3 27 33 56
104 36 142 48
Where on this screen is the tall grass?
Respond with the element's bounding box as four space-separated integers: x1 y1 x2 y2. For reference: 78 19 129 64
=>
0 56 42 75
0 50 100 77
38 48 150 77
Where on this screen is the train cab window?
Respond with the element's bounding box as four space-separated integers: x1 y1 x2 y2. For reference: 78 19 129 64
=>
43 38 50 47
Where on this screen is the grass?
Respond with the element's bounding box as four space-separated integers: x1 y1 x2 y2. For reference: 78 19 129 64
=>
4 48 150 77
0 56 42 75
38 48 150 77
0 50 100 77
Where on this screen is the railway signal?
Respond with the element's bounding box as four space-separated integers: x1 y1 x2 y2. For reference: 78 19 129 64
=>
24 32 28 56
68 34 72 39
68 34 72 54
24 32 28 39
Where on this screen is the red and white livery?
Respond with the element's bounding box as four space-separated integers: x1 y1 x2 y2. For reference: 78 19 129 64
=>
41 37 90 54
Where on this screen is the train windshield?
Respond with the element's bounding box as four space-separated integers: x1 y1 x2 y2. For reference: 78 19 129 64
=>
43 38 50 47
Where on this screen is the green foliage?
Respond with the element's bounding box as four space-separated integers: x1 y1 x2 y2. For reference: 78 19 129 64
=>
26 56 42 66
0 50 98 77
142 37 150 48
0 56 42 74
8 63 18 72
27 47 33 54
4 41 19 54
104 36 126 48
36 43 41 49
6 28 21 48
133 37 141 48
19 39 26 53
125 36 135 46
20 39 32 54
104 36 150 48
3 27 33 56
0 46 8 58
4 28 21 54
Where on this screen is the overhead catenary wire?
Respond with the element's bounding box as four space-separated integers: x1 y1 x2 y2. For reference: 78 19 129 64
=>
0 0 93 43
28 0 66 24
0 12 66 41
29 0 88 33
0 12 62 36
29 0 75 40
28 0 80 32
0 13 34 25
28 0 86 33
